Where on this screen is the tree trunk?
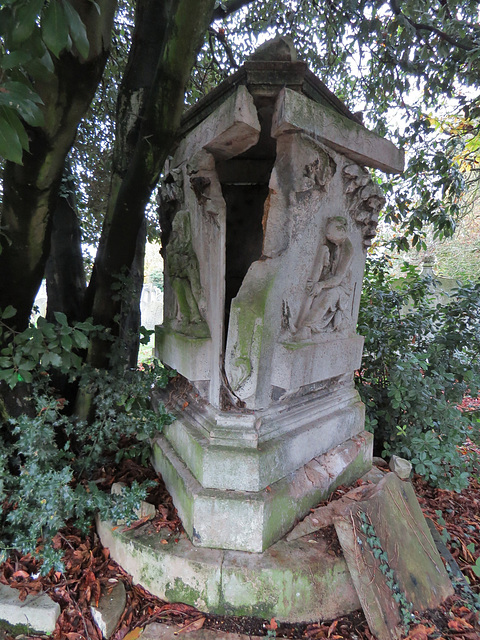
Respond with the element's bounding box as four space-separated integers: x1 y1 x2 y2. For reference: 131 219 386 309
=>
0 0 116 333
86 0 217 369
46 163 87 324
117 218 147 369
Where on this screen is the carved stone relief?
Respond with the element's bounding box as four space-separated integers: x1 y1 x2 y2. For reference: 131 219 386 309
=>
158 157 184 251
343 164 386 248
292 136 336 194
165 209 210 338
292 216 354 339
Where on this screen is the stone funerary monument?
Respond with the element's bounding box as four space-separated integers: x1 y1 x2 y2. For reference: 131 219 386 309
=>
154 38 404 554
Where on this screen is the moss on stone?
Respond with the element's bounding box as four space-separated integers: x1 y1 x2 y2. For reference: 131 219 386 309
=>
0 619 39 636
228 272 275 391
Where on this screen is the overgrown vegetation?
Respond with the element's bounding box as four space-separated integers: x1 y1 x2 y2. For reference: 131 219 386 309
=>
0 308 173 572
357 259 480 492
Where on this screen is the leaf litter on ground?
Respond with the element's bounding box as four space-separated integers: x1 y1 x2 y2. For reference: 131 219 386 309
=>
0 448 479 640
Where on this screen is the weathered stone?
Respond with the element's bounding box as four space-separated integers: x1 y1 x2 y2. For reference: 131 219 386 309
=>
361 466 386 485
96 520 360 622
111 482 127 495
272 87 405 173
389 454 413 479
140 622 264 639
0 584 60 635
137 501 156 520
151 38 401 564
248 35 297 62
152 431 372 552
175 85 261 163
153 387 367 492
90 581 126 639
332 473 453 640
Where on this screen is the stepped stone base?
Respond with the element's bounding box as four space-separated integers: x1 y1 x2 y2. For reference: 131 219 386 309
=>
151 431 373 552
96 519 360 623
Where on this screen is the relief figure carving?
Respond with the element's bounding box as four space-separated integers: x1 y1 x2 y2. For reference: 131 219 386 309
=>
292 216 354 339
166 210 209 338
343 164 385 248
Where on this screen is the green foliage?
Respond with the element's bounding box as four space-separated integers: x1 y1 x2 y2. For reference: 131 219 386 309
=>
357 259 480 491
148 268 164 291
0 0 91 163
0 307 96 387
0 311 174 572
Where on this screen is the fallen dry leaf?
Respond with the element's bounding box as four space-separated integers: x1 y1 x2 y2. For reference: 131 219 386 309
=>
12 569 30 579
177 616 206 634
266 617 278 630
448 617 474 631
405 623 436 640
327 619 338 637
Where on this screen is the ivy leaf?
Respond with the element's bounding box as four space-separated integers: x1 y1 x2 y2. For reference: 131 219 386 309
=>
26 48 55 80
72 330 89 350
54 311 68 327
42 1 69 58
63 1 90 60
42 352 63 368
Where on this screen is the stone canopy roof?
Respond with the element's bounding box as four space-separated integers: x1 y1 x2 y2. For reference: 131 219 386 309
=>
179 36 363 138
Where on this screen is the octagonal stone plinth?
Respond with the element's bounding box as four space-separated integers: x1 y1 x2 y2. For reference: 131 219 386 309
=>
96 519 360 622
152 430 372 553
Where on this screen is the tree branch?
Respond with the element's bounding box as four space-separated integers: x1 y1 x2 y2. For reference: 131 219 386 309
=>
208 26 238 69
389 0 475 52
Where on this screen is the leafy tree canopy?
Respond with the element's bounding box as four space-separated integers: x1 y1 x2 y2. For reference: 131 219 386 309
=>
0 0 479 352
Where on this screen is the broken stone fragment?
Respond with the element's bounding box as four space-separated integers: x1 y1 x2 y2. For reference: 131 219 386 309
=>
248 35 297 62
0 583 60 635
90 581 126 639
360 466 385 485
389 455 412 479
137 500 156 519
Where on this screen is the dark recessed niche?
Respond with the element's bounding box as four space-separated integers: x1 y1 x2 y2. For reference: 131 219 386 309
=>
216 106 277 339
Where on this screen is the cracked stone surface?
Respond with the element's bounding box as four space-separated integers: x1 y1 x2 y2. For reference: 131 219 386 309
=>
0 583 60 634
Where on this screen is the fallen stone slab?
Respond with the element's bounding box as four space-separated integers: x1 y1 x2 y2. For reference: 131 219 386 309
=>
332 473 453 640
286 483 371 541
286 466 386 542
0 583 60 635
140 622 263 639
91 580 126 638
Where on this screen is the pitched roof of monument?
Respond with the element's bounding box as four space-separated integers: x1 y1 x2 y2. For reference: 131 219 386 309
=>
179 36 362 138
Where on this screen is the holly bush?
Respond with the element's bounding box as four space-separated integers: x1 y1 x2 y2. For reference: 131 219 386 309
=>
0 310 173 572
357 259 480 491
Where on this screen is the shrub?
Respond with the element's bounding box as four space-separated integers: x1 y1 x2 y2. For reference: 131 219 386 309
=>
357 259 480 491
148 268 164 291
0 310 173 572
